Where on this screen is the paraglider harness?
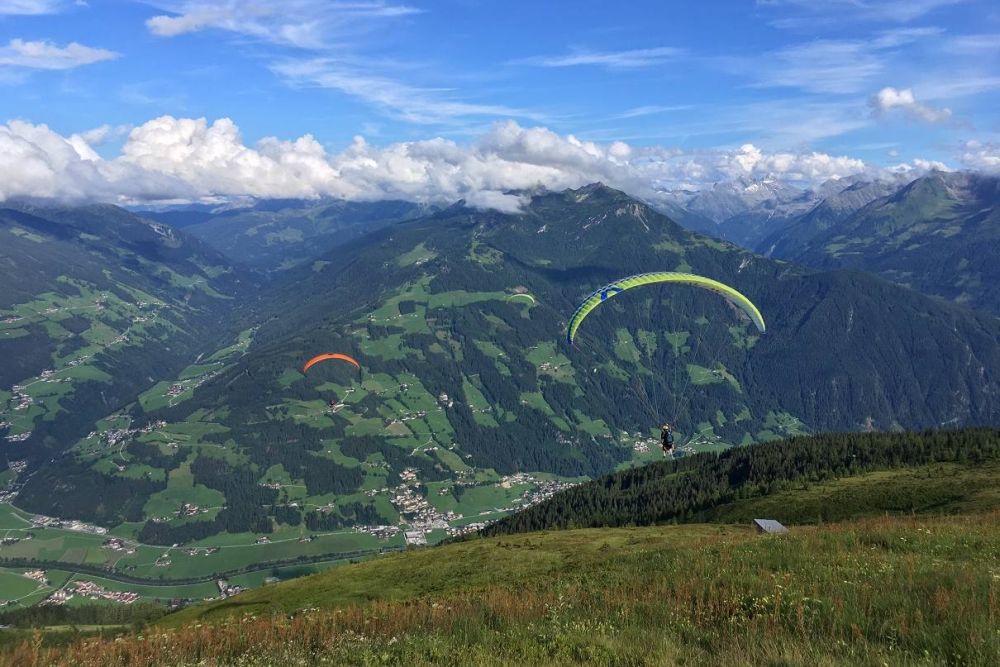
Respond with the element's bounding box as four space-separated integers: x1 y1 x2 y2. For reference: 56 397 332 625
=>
660 423 675 455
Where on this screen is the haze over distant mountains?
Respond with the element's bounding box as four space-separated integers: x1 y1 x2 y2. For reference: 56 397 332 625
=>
660 174 908 249
761 171 1000 315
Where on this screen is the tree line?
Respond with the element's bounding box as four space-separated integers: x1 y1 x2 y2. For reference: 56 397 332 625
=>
481 428 1000 536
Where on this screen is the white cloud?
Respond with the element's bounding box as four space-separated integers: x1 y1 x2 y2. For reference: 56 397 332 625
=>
718 143 867 182
146 0 420 49
76 124 132 146
273 58 540 125
514 47 683 69
0 115 893 210
120 116 342 198
464 190 527 214
615 105 691 119
0 120 189 202
888 157 951 174
737 26 942 96
943 33 1000 55
146 1 524 127
0 39 118 70
761 0 963 26
870 86 952 123
916 75 1000 101
744 40 883 94
870 26 944 48
960 140 1000 172
0 0 63 15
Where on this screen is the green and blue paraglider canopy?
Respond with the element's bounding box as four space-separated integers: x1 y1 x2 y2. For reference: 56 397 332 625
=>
566 272 765 344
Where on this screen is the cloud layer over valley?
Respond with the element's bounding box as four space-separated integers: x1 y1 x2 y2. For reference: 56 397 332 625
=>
3 115 984 211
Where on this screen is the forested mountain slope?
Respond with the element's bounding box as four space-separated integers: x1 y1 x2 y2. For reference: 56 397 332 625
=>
177 198 431 270
482 428 1000 535
15 184 999 543
0 204 249 476
764 171 1000 314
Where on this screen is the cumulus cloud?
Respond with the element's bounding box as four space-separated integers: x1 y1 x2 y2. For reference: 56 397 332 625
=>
0 120 189 202
960 140 1000 172
0 115 936 210
717 143 867 182
121 116 342 198
76 124 132 146
463 190 527 214
0 39 118 70
870 86 952 123
888 157 951 175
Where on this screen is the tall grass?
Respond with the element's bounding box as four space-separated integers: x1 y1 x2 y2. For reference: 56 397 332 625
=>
6 513 999 665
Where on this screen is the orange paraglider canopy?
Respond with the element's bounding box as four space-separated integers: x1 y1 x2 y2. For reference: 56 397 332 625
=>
302 353 362 374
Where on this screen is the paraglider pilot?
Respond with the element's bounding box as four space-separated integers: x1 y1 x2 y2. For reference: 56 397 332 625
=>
660 423 674 455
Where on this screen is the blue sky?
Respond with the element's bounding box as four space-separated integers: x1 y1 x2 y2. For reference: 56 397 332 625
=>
0 0 998 205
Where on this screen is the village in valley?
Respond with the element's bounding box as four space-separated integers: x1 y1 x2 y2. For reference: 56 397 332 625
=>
0 287 598 612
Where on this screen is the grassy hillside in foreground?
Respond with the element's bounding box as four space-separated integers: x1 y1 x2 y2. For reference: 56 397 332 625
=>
7 512 1000 665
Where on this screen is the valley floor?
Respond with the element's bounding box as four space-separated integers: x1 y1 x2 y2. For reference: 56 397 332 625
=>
5 511 999 665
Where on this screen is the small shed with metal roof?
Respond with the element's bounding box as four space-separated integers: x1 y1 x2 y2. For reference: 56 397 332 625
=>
753 519 788 534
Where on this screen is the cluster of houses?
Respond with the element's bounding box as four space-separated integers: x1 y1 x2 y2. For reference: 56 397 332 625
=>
537 361 567 374
9 385 33 412
521 479 578 507
63 581 139 605
30 514 107 535
183 546 220 556
100 419 167 447
624 431 661 454
23 570 48 585
386 409 430 428
101 537 137 555
43 580 140 606
164 366 223 401
66 354 93 368
445 522 487 538
178 503 205 518
389 470 463 545
356 525 400 540
216 579 245 598
497 472 535 489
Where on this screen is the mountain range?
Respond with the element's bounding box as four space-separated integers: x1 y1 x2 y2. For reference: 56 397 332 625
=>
660 175 900 248
5 183 999 549
0 203 248 469
760 171 1000 315
139 198 431 271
